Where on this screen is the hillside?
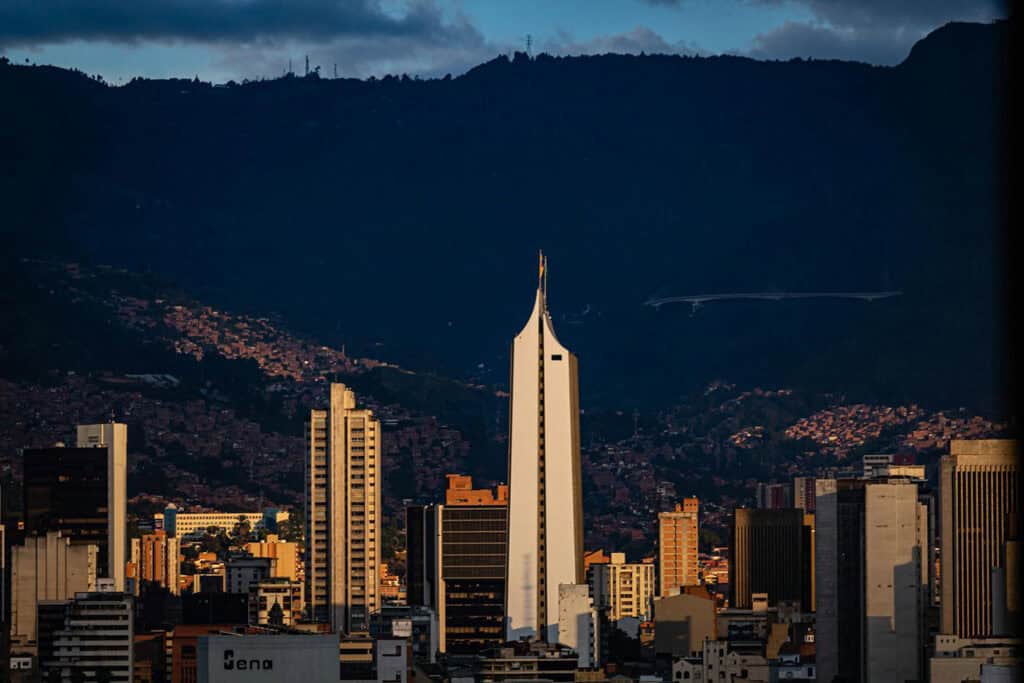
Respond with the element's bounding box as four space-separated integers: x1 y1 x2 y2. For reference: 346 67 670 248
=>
0 20 1010 415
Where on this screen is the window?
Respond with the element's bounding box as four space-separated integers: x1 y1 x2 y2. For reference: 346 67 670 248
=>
551 354 563 360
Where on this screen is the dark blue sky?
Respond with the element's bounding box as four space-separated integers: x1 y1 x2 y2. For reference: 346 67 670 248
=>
0 0 1006 83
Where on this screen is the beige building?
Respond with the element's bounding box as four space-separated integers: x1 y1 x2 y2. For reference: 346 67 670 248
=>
506 255 585 643
10 531 97 652
306 383 381 633
244 533 300 581
940 439 1020 638
154 510 290 538
77 422 128 592
131 529 180 595
557 584 599 668
658 498 699 596
589 552 656 625
249 577 304 626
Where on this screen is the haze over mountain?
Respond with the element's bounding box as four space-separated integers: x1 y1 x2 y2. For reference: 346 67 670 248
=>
0 20 1008 414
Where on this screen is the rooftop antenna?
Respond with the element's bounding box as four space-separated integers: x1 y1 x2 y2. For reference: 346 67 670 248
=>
526 34 533 58
288 59 292 75
334 63 338 79
305 55 309 77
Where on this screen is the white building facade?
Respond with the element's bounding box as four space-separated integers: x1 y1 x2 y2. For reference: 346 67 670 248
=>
506 255 585 642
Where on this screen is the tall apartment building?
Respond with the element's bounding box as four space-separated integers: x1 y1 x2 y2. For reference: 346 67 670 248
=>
658 498 699 596
49 591 134 682
506 255 585 642
816 477 931 683
729 509 806 610
132 529 180 594
793 477 816 512
755 482 791 509
305 383 381 633
941 439 1020 639
408 475 509 655
10 532 97 653
588 553 656 625
23 422 127 591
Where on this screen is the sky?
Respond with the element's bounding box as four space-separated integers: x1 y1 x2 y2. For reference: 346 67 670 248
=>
0 0 1007 84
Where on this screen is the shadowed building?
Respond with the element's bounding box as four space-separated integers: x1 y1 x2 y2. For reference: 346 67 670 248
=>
505 254 584 642
729 509 805 610
23 422 127 591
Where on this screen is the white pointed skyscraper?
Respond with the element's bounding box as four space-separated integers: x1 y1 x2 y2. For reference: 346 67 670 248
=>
506 252 584 642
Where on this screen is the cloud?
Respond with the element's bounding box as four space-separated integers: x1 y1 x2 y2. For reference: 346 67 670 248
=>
0 0 478 48
541 27 708 58
746 0 1006 64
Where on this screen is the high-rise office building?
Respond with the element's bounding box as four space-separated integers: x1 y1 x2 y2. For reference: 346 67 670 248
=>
589 553 656 625
406 504 440 612
793 477 816 512
506 254 584 642
10 532 97 652
305 383 381 633
729 508 806 610
658 498 699 597
77 423 128 591
23 422 126 591
940 439 1020 638
816 477 930 683
441 497 509 655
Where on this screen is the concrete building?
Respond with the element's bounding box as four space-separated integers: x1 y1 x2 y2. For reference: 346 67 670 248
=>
729 509 805 610
474 641 578 683
930 634 1021 682
226 557 271 594
10 532 97 653
653 587 717 658
941 439 1020 638
306 383 382 633
557 584 599 668
50 591 134 682
658 498 699 597
244 534 300 581
248 577 303 626
23 422 127 591
155 509 290 539
589 552 656 626
132 529 180 594
197 633 339 683
506 254 584 642
77 423 128 591
793 477 815 512
816 477 929 683
755 483 790 510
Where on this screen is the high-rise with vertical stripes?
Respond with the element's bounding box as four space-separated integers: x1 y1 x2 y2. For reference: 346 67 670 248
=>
940 439 1020 638
505 254 584 642
305 383 381 633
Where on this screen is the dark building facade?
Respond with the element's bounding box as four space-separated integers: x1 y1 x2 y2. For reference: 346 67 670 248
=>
23 447 112 579
729 508 806 610
406 504 439 610
441 503 507 656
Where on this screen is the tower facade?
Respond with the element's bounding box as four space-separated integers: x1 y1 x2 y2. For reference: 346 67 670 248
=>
658 498 699 596
940 439 1020 638
506 254 584 642
305 383 381 633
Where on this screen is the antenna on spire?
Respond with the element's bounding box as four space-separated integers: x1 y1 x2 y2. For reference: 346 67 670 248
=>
538 250 547 301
